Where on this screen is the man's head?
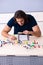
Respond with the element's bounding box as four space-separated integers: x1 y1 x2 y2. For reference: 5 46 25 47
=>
14 10 27 26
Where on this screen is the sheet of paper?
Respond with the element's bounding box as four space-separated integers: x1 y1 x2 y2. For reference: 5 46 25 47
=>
19 35 28 41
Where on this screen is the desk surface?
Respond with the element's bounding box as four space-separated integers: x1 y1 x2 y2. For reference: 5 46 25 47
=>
0 35 43 56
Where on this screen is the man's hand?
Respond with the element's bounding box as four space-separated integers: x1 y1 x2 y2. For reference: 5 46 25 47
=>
23 30 29 34
8 35 17 40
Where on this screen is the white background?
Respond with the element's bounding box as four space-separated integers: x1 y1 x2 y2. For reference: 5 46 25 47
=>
0 0 43 12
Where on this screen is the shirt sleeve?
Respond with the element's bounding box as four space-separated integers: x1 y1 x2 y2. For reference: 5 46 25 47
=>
7 17 14 28
30 15 37 27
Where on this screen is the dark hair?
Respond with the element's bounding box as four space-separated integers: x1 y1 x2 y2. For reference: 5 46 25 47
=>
14 10 27 22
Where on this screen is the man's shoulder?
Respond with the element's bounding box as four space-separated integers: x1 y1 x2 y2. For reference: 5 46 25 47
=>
26 14 34 19
9 17 15 21
8 17 16 24
26 14 36 22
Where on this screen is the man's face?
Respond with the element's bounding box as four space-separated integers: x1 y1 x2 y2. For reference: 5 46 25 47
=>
16 18 24 26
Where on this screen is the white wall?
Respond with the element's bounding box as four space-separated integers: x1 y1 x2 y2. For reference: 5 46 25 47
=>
0 12 43 36
0 0 43 12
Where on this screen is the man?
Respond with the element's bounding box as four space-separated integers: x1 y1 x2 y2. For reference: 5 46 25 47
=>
1 10 41 40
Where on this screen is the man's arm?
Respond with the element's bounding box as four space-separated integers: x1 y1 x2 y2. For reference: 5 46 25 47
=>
32 25 41 37
1 25 11 38
1 25 17 40
23 25 41 37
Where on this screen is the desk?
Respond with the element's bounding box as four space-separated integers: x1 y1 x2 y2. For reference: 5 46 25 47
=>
0 35 43 56
0 35 43 65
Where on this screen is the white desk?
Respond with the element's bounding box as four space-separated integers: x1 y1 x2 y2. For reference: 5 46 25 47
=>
0 35 43 56
0 35 43 65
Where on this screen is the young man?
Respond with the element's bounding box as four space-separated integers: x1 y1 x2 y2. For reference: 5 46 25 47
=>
1 10 41 40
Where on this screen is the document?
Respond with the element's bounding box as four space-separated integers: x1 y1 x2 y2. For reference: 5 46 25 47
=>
18 35 29 41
